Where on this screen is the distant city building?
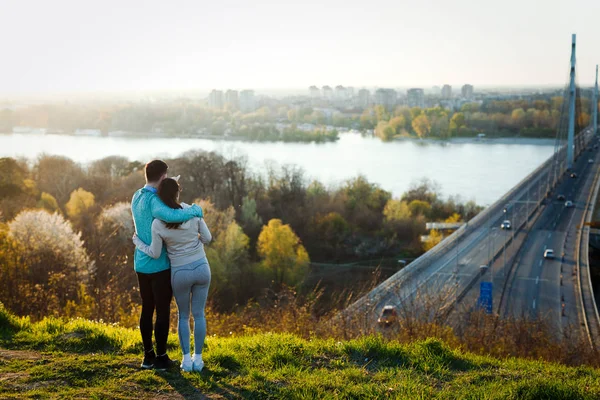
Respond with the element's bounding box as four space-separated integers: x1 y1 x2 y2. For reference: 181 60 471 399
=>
347 86 355 98
407 88 425 108
309 85 320 98
335 85 347 100
431 86 441 95
208 89 224 109
374 88 397 111
461 84 474 99
225 90 239 109
322 86 333 100
358 89 370 108
441 84 452 99
239 90 256 113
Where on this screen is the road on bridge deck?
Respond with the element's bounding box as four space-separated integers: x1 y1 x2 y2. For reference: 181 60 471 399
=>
501 136 600 333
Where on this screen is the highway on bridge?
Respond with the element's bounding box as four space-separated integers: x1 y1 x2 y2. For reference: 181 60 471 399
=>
501 136 600 332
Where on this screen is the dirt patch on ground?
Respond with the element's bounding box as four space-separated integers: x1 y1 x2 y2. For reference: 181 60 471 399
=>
24 380 69 390
0 372 29 382
0 349 41 360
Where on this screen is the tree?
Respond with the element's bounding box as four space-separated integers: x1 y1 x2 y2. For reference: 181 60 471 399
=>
240 196 263 240
412 114 431 138
408 200 431 218
342 175 391 232
312 212 350 260
375 121 395 141
431 115 450 139
424 229 443 251
511 108 526 127
37 192 59 212
2 210 91 318
450 112 465 130
65 188 95 220
208 221 252 307
388 116 406 135
257 219 309 288
374 105 389 122
445 213 462 223
90 202 136 321
383 199 412 222
33 155 86 206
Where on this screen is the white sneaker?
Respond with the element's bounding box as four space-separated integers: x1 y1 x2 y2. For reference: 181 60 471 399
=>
192 354 204 372
180 357 193 372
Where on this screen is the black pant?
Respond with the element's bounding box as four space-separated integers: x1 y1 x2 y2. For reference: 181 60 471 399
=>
137 269 173 355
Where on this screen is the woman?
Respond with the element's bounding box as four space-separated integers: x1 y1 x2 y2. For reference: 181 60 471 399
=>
133 177 211 372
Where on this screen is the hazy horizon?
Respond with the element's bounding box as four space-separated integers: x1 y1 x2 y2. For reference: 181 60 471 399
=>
1 0 599 96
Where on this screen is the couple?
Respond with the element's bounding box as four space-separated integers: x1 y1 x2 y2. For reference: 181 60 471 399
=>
130 160 212 372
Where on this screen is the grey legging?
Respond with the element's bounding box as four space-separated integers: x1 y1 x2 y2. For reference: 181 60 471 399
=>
171 257 211 355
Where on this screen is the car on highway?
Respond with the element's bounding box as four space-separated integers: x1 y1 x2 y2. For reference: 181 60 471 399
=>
479 264 489 274
377 306 398 327
500 220 511 229
565 200 573 208
590 159 595 163
557 194 566 201
570 173 578 178
544 249 554 259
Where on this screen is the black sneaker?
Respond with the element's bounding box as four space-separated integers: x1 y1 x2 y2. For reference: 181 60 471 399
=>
141 349 156 369
154 354 177 371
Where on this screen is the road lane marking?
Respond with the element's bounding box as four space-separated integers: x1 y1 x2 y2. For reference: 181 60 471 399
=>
544 245 547 251
539 260 542 267
533 299 536 309
548 233 552 238
536 276 539 285
517 277 549 282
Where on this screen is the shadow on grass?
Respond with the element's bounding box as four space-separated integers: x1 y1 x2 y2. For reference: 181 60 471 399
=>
159 366 265 400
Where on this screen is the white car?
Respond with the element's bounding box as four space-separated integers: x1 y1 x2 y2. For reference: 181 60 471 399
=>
544 249 554 259
589 159 594 164
565 201 573 208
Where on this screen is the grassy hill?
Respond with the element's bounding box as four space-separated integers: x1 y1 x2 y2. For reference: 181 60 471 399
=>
1 304 600 399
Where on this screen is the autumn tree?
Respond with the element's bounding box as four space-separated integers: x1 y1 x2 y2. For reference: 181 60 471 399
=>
383 199 412 222
408 200 432 218
65 188 96 219
424 229 443 251
375 121 395 141
37 192 59 212
412 114 431 138
257 219 309 288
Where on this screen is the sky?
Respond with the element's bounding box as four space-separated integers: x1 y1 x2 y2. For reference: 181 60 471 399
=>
1 0 599 95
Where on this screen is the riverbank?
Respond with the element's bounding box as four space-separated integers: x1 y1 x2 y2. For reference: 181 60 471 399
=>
388 135 557 146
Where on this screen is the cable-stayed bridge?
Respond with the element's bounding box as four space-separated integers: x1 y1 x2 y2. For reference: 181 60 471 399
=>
342 34 600 347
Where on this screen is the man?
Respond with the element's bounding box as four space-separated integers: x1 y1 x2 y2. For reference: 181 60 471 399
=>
131 160 203 370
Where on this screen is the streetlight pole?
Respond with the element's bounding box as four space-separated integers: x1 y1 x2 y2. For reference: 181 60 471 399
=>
503 206 508 282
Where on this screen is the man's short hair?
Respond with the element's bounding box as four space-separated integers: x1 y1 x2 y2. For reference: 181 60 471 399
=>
145 160 168 183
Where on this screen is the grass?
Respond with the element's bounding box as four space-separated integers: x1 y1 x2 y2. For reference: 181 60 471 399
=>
1 304 600 399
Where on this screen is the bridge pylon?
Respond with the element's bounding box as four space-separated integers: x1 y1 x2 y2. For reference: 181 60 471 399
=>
567 34 577 169
594 65 598 135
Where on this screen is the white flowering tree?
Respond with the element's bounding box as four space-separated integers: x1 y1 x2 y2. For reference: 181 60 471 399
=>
2 209 91 317
96 202 134 244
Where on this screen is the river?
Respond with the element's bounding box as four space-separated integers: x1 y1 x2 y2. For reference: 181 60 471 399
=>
1 132 556 205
